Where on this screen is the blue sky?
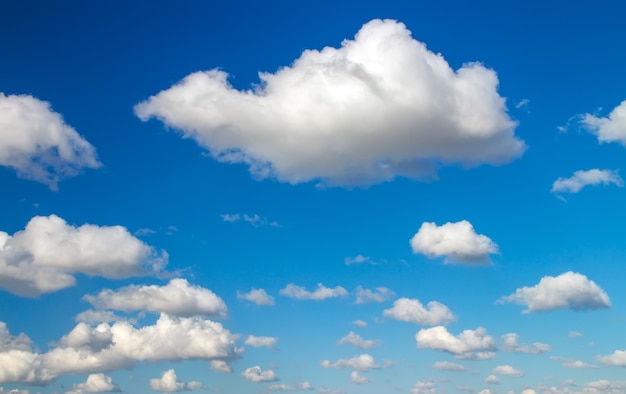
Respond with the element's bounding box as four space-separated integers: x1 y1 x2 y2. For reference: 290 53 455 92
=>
1 1 626 393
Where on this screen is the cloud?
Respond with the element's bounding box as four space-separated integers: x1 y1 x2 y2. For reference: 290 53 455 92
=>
66 373 120 393
83 279 227 318
0 215 167 297
352 320 367 328
135 19 524 187
337 331 380 349
584 380 626 394
411 379 436 394
355 286 394 304
551 169 623 195
74 310 124 325
597 349 626 367
502 333 551 354
550 356 597 368
569 331 582 338
244 335 277 349
0 93 100 188
484 375 499 384
383 297 455 325
220 214 279 227
237 288 275 306
240 366 277 382
279 283 348 301
344 255 374 265
149 369 202 392
415 326 496 359
492 365 525 377
410 221 498 265
497 271 611 313
581 100 626 145
210 360 233 373
350 371 369 384
320 354 383 371
268 382 313 392
431 361 467 371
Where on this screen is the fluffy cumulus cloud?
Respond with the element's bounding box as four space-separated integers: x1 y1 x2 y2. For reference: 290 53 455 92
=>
279 283 348 301
411 379 436 394
581 100 626 145
354 286 394 304
383 297 455 325
0 314 240 384
149 369 202 392
497 271 611 313
83 279 227 318
66 373 120 393
410 221 498 265
415 326 496 359
502 333 551 354
135 19 524 187
484 375 499 384
350 371 369 384
320 354 383 372
240 366 278 382
237 288 275 306
210 360 233 373
492 365 525 377
337 331 380 349
431 361 467 371
551 169 623 194
0 215 167 297
244 335 278 349
0 93 101 188
597 350 626 367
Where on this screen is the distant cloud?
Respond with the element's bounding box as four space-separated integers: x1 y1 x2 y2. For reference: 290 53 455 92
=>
320 354 385 372
415 326 496 360
584 379 626 393
237 288 275 306
220 213 279 227
492 365 525 377
66 373 120 394
352 320 367 328
241 366 278 382
0 215 167 297
551 169 623 195
355 286 394 304
411 379 436 394
210 360 233 373
410 221 498 265
344 254 375 265
135 19 524 187
515 98 530 109
383 297 455 325
149 369 202 392
350 371 369 384
280 283 348 301
268 382 313 392
337 331 380 349
484 375 499 384
244 335 277 349
497 271 611 313
597 350 626 367
0 93 101 189
550 356 598 369
431 361 467 372
581 100 626 146
569 331 582 338
502 333 550 354
84 279 227 318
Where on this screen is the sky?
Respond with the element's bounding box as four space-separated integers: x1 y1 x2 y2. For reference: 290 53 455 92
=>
1 1 626 393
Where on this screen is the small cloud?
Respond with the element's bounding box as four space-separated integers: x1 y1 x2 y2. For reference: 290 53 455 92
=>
244 335 278 349
502 333 550 354
484 375 499 384
415 326 496 360
597 349 626 367
492 365 525 377
241 366 278 383
337 331 381 349
550 356 598 369
350 371 369 384
569 331 582 338
432 361 467 372
149 369 203 392
515 98 530 109
237 288 275 306
551 169 623 196
355 286 394 304
321 354 387 372
280 283 348 301
383 297 455 325
210 360 233 373
345 254 374 265
220 213 279 227
352 320 367 328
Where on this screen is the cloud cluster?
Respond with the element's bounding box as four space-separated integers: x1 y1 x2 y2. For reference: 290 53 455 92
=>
0 215 167 297
551 169 623 194
83 279 227 318
415 326 496 359
135 19 524 186
280 283 347 301
497 271 611 313
383 297 455 325
410 221 498 265
581 100 626 145
0 93 101 188
149 369 202 392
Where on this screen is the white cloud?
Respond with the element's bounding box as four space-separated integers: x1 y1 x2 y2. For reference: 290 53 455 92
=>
244 335 277 349
411 379 436 394
350 371 369 384
569 331 582 338
355 286 394 304
584 380 626 394
502 333 551 354
0 93 100 188
221 214 279 227
74 310 124 325
383 297 455 325
485 375 499 384
210 360 233 373
0 388 30 394
550 356 597 369
135 19 524 187
497 271 611 313
457 385 474 392
478 390 495 394
268 382 313 392
551 169 623 194
240 366 277 382
66 373 120 393
237 288 275 306
345 255 374 265
320 354 383 371
410 220 498 265
415 326 496 359
337 332 380 349
581 100 626 145
279 283 347 301
0 215 167 297
83 279 227 318
149 369 202 392
493 365 525 377
597 349 626 367
431 361 467 371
